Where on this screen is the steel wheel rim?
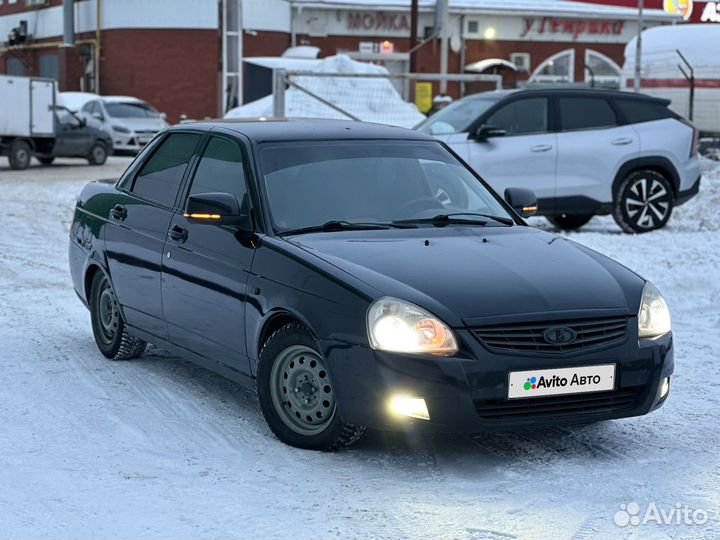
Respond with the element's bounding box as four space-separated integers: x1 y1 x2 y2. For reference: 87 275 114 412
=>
17 148 29 166
625 177 671 229
269 345 336 436
97 280 120 343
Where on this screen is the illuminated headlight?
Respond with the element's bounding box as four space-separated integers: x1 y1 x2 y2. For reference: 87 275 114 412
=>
367 297 458 355
638 282 671 339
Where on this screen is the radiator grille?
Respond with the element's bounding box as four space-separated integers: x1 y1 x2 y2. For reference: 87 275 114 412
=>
472 317 628 354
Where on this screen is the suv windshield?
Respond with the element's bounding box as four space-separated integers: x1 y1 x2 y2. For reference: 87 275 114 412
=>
105 102 159 119
415 96 500 135
259 141 513 234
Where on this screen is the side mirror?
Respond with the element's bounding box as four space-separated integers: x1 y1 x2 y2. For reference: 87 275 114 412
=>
504 188 538 218
184 192 252 229
473 124 506 142
92 112 104 121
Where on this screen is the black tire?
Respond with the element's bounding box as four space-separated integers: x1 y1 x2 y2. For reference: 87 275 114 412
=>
89 272 146 360
8 140 32 170
38 157 55 166
257 322 365 450
546 213 594 231
87 142 108 166
613 170 674 233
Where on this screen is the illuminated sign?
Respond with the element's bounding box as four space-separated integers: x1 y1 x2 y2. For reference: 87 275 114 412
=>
664 0 694 20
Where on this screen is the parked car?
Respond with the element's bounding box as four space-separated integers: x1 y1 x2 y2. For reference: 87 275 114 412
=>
78 95 168 154
69 120 673 450
415 88 701 233
1 76 112 169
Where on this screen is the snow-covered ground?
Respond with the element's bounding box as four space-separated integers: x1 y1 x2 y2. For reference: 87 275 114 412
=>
0 156 718 539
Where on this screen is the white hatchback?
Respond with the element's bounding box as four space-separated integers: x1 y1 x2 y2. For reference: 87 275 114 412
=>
416 88 701 233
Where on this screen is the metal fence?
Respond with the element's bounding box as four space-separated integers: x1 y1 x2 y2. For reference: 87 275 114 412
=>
271 70 502 126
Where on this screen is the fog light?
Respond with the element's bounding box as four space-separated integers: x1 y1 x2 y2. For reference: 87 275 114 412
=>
388 396 430 421
661 377 670 398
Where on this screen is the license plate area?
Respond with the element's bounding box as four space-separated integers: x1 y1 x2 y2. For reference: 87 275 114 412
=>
508 364 616 399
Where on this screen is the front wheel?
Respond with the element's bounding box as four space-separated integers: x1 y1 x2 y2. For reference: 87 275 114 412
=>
89 272 146 360
546 213 594 231
613 170 674 233
9 140 32 170
87 142 108 166
257 322 365 450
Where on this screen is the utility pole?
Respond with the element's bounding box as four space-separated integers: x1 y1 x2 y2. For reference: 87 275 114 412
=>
633 0 643 92
409 0 418 72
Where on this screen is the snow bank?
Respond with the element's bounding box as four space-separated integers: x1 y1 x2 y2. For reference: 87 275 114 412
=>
226 54 426 128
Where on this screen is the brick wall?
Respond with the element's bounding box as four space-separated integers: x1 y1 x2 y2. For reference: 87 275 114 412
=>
98 28 220 122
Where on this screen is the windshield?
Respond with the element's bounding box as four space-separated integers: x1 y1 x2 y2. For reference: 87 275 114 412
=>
105 101 159 119
259 141 513 234
415 97 499 135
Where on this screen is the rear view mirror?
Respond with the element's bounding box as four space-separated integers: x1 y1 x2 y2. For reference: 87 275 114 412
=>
473 124 506 142
504 188 538 218
184 192 251 229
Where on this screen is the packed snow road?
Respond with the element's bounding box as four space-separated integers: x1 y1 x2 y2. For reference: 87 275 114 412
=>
0 157 718 539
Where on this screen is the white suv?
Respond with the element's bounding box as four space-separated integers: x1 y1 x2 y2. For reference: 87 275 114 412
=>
416 88 701 233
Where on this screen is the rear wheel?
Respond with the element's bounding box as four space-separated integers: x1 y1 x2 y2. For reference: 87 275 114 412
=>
87 142 108 165
546 213 594 231
8 140 32 170
89 272 146 360
257 322 365 450
613 170 674 233
38 156 55 166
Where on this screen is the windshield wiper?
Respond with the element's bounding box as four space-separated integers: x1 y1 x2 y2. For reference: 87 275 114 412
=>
393 212 514 227
279 220 395 236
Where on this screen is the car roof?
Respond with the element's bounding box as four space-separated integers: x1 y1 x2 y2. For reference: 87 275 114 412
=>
173 118 435 143
463 86 669 103
101 95 148 104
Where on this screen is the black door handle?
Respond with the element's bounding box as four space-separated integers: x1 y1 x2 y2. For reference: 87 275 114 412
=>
168 225 188 243
110 204 127 221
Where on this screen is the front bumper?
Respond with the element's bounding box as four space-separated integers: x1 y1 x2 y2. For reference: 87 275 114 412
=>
321 323 673 432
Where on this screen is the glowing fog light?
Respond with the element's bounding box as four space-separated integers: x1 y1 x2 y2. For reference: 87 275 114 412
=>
661 377 670 398
388 396 430 421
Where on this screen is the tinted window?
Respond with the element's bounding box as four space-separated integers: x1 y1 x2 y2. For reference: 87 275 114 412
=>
559 97 617 131
189 137 247 206
485 98 548 136
614 99 673 124
132 133 200 206
260 142 511 232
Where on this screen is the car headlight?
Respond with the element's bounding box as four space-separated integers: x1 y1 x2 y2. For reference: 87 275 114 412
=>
112 124 131 134
638 282 671 338
367 297 458 355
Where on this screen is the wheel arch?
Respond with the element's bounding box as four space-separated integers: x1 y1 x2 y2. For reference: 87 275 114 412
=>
253 308 317 359
612 157 680 200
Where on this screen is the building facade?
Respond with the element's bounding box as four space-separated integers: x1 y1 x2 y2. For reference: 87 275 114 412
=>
0 0 689 122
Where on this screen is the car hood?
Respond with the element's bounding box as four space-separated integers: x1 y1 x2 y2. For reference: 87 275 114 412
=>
112 117 167 131
287 226 644 326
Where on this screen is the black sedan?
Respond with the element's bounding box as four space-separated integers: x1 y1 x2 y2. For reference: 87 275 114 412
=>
69 120 673 450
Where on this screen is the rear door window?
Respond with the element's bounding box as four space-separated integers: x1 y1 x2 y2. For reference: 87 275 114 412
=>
485 98 549 136
614 99 674 124
559 97 617 131
131 132 201 207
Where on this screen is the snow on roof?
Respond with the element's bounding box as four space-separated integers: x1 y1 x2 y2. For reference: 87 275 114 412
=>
623 24 720 77
245 57 324 70
292 0 676 20
58 92 98 112
226 54 425 128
